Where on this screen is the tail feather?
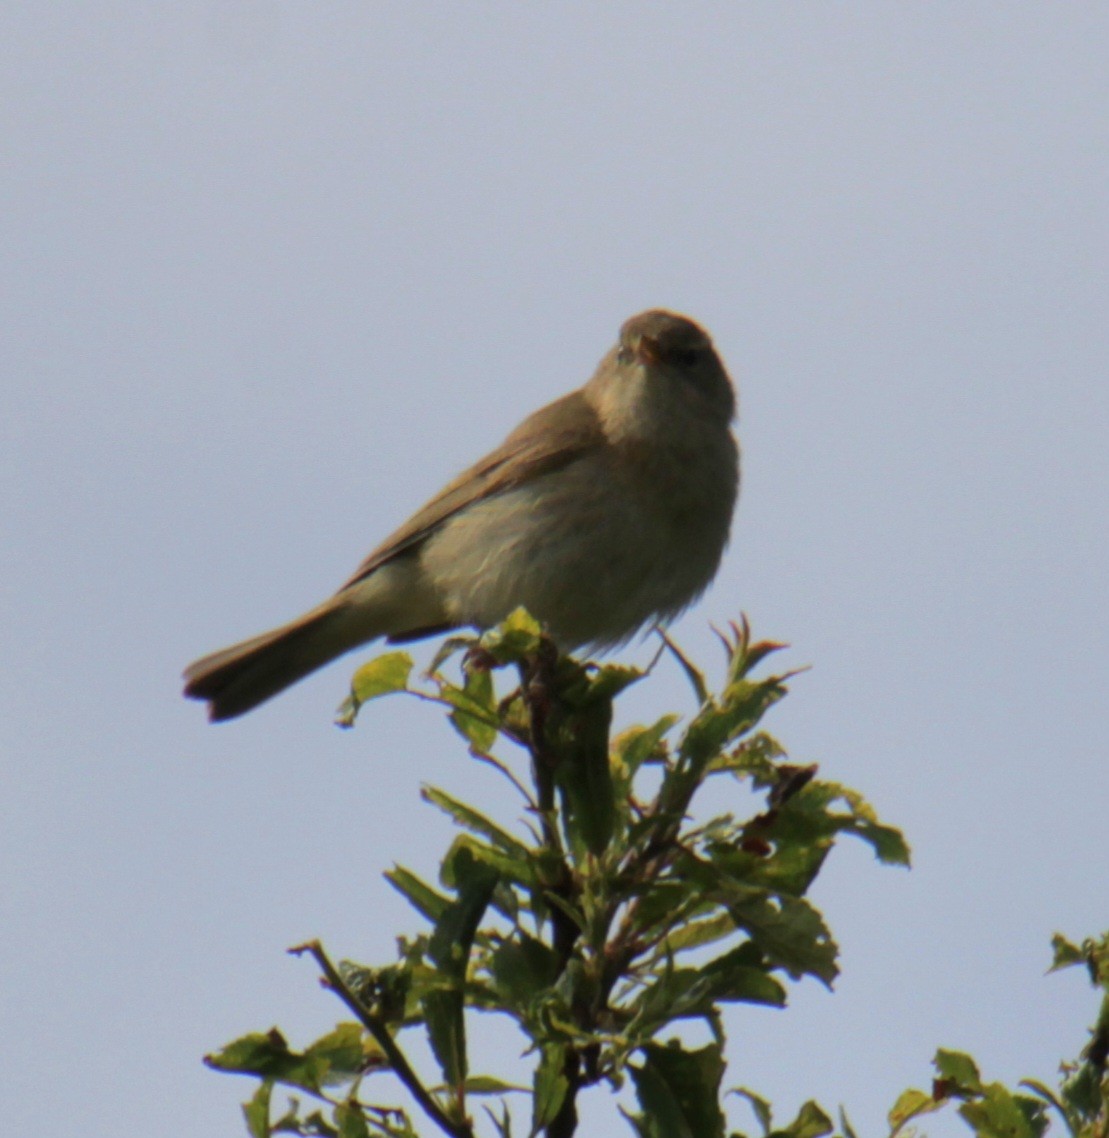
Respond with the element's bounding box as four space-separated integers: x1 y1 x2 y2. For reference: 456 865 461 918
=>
183 601 361 721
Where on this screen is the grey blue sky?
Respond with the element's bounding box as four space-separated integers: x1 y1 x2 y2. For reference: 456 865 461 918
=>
2 5 1106 1136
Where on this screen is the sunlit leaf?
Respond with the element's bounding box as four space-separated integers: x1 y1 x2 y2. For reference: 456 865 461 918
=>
958 1084 1047 1138
935 1049 983 1094
888 1088 943 1135
242 1081 272 1138
771 1100 833 1138
730 1086 772 1135
480 607 544 663
444 665 499 753
336 651 414 726
384 865 451 924
422 786 531 860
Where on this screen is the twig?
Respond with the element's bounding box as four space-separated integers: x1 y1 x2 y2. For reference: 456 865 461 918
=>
289 940 473 1138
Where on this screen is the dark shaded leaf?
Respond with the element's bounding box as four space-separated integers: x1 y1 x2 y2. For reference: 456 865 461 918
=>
422 847 498 1087
553 692 616 856
423 986 467 1091
335 1102 370 1138
697 946 787 1007
489 933 561 1005
631 1042 726 1138
1049 934 1085 973
207 1024 365 1095
726 892 838 986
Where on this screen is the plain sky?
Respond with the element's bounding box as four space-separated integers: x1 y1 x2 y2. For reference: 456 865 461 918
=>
2 4 1106 1136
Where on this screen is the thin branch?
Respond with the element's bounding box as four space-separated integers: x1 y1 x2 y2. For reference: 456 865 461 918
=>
289 940 473 1138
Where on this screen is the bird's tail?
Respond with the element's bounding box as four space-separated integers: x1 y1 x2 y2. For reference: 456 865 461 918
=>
182 598 367 721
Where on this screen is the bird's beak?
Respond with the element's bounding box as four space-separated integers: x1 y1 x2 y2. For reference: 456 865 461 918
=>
633 334 661 365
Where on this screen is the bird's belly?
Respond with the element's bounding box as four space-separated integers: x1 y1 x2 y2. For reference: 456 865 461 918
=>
419 460 730 650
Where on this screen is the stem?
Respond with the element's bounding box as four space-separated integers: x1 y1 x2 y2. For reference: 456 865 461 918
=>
289 940 473 1138
517 644 584 1136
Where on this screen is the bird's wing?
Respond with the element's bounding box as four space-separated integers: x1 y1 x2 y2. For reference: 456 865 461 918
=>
337 389 602 592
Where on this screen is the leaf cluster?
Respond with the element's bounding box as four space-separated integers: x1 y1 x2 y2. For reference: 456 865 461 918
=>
207 611 910 1137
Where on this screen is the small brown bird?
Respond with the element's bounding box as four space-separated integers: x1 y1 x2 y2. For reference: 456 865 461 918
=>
183 309 740 720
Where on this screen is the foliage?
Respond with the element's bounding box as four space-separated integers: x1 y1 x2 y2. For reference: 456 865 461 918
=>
205 611 1105 1138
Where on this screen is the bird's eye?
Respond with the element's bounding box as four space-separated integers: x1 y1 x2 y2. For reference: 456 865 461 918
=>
617 346 633 364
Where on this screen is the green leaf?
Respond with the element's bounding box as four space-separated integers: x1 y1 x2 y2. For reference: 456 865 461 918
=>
489 933 561 1005
335 1102 370 1138
422 987 467 1091
585 662 644 702
697 946 787 1008
543 682 614 855
958 1084 1047 1138
441 835 536 895
680 678 787 767
662 912 737 956
335 650 413 726
935 1049 983 1093
1049 934 1085 972
422 847 498 1087
631 1042 726 1138
384 865 451 924
422 786 531 861
429 848 498 976
613 715 680 791
445 665 499 753
659 630 710 704
427 633 480 677
1017 1079 1068 1120
243 1081 272 1138
553 693 616 855
730 1087 772 1135
770 1100 833 1138
484 1100 514 1138
206 1024 365 1096
462 1075 530 1095
888 1088 944 1135
725 891 838 986
851 821 912 867
480 607 545 663
532 1043 570 1133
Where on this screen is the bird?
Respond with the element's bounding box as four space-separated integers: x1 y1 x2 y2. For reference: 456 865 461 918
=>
183 309 740 721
